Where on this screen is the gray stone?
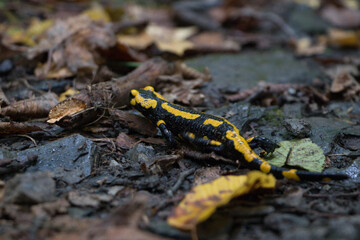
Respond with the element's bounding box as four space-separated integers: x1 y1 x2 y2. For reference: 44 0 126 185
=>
21 134 99 184
3 171 55 204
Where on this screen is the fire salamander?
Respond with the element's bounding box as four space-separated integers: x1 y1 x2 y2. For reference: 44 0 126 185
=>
130 86 348 181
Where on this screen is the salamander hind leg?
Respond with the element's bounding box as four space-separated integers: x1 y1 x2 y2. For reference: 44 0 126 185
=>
181 132 224 152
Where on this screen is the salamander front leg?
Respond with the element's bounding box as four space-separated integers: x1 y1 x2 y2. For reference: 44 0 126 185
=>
181 132 224 152
157 120 176 146
247 136 279 157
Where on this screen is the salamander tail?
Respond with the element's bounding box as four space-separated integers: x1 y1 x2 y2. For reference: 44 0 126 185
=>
249 158 348 181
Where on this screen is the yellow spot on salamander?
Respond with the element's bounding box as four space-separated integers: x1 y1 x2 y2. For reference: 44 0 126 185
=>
188 133 195 139
260 161 271 173
246 137 254 143
144 86 154 91
282 169 300 181
157 120 165 126
130 90 138 106
162 103 200 119
203 119 223 127
203 136 209 140
210 140 222 146
144 86 167 101
131 89 157 109
322 177 332 182
225 130 259 162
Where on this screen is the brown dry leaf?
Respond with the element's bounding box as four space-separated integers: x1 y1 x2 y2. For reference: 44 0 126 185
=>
167 171 276 230
330 71 360 101
139 137 166 145
327 28 360 47
158 75 205 105
116 132 137 150
0 180 5 202
47 98 87 124
190 32 240 53
109 109 157 137
28 15 116 78
0 92 59 121
0 122 43 135
0 87 9 107
321 5 360 29
118 24 197 56
102 41 147 62
295 37 326 56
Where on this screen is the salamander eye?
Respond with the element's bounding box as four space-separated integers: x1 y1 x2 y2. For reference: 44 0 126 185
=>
144 86 154 91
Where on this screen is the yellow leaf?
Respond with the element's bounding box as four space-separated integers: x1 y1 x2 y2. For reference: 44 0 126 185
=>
117 24 197 56
59 88 79 101
26 18 53 40
328 29 360 47
82 2 111 22
295 37 325 56
167 171 276 230
156 40 194 56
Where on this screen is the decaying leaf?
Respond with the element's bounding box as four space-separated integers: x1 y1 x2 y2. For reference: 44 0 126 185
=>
320 4 360 29
189 31 240 53
327 28 360 48
295 37 326 56
0 122 43 135
158 76 205 105
3 18 54 48
109 109 158 137
116 132 137 150
47 97 87 124
0 92 59 121
167 171 276 230
28 14 116 78
267 138 325 172
118 24 197 56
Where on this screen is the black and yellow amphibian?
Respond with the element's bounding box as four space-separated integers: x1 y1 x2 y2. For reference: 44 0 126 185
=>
130 86 348 181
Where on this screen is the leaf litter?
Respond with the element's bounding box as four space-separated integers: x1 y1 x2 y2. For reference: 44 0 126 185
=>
0 1 359 240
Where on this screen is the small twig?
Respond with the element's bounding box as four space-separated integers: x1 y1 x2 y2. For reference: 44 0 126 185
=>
285 147 293 165
167 168 196 197
15 134 37 146
304 192 360 198
183 149 237 166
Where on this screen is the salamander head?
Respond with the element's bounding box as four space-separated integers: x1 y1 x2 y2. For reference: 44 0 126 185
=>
129 86 166 111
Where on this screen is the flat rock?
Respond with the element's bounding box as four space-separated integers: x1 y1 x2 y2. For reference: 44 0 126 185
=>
3 171 55 204
20 134 99 184
186 49 325 90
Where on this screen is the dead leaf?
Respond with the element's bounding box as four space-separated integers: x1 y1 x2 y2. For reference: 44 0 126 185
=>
3 18 53 48
327 28 360 47
82 2 111 22
295 37 326 56
158 76 205 105
47 97 87 124
190 31 240 53
116 132 137 150
109 109 157 137
0 92 59 121
321 5 360 29
28 15 116 78
167 171 276 230
118 24 197 56
0 122 43 135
